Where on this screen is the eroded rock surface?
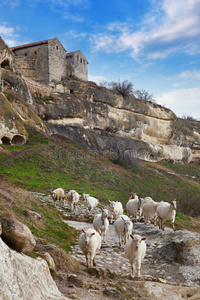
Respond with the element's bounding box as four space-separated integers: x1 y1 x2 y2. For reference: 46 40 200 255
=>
1 217 36 253
0 237 67 300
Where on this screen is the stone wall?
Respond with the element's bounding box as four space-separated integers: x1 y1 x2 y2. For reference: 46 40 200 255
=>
66 50 88 81
13 43 49 83
12 39 88 83
48 39 67 83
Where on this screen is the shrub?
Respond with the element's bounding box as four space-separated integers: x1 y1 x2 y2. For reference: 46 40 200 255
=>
99 79 134 98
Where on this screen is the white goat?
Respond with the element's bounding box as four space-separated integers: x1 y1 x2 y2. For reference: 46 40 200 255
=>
129 192 139 200
114 215 133 246
82 194 99 212
124 234 146 277
79 228 101 267
141 197 154 207
142 200 159 225
126 198 142 221
156 199 177 231
51 188 67 205
93 208 109 243
67 190 80 211
109 200 123 224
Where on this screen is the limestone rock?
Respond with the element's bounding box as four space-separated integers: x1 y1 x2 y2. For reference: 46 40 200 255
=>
25 210 42 222
43 252 56 271
1 218 36 253
158 230 200 266
0 35 199 162
0 92 28 144
0 37 15 72
0 70 45 145
143 282 200 300
39 78 200 163
0 237 67 300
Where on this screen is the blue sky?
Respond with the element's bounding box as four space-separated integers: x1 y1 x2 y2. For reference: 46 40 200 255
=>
0 0 200 119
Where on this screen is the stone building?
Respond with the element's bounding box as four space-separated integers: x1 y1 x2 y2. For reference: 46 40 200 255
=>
10 37 88 83
66 50 88 81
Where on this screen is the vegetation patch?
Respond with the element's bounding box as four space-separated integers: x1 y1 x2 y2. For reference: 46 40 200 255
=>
0 128 200 232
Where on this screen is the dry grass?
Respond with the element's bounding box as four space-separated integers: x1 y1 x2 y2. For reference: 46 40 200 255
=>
50 247 81 272
1 209 17 219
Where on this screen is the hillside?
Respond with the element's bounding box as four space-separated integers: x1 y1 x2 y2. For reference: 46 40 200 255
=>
0 129 200 299
1 33 200 165
1 36 200 299
0 128 200 232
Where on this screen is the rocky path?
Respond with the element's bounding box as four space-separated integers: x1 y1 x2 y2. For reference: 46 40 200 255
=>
34 192 200 299
65 220 184 284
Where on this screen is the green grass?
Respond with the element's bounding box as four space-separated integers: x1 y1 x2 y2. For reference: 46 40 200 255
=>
0 127 200 231
160 161 200 184
9 194 77 252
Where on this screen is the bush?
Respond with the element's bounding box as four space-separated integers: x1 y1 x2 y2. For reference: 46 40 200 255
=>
134 89 155 102
99 79 134 98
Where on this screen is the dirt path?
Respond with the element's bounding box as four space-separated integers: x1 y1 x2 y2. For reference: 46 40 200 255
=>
65 220 184 285
34 192 200 299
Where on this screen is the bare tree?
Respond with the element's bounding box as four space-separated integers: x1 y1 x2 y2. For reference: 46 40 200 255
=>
134 89 155 102
99 79 134 98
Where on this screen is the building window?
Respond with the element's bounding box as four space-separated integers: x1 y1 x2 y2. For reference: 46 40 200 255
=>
70 89 73 94
80 58 82 63
34 51 37 55
25 53 27 56
77 55 79 61
83 59 85 65
56 46 58 50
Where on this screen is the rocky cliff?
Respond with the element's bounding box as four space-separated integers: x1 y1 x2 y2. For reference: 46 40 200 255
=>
0 237 67 300
0 37 200 163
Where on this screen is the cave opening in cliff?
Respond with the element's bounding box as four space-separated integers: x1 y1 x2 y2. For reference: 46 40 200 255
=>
11 135 25 145
1 59 11 70
1 136 11 145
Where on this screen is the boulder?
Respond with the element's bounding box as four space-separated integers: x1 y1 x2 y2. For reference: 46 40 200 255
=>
1 218 36 253
25 210 42 222
0 237 67 300
158 230 200 266
43 252 56 271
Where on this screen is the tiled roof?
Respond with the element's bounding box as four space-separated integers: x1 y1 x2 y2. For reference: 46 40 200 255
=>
10 39 50 51
66 50 88 63
66 51 76 57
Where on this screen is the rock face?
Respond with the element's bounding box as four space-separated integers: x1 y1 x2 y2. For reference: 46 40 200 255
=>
1 218 36 253
0 36 15 72
0 237 67 300
39 78 200 163
0 36 199 162
0 38 44 145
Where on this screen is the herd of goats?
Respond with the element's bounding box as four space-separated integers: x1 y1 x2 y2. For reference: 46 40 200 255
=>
51 188 177 277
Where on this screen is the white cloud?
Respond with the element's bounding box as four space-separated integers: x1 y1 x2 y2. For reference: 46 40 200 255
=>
91 0 200 60
62 30 87 40
179 70 200 79
4 39 17 47
88 74 107 84
0 24 15 36
0 23 20 46
156 87 200 119
63 12 85 22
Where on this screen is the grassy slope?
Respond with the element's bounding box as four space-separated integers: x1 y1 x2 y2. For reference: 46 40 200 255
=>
0 128 200 235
